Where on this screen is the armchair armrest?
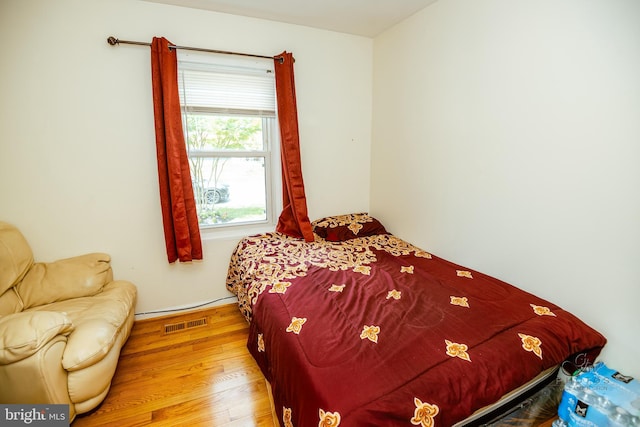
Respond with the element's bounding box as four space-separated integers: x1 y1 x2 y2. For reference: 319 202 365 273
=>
16 253 113 310
0 311 73 364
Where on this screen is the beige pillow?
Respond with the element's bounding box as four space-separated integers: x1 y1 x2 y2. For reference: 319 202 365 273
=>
17 253 112 310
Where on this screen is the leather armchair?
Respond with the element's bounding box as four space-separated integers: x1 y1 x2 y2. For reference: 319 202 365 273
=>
0 221 137 421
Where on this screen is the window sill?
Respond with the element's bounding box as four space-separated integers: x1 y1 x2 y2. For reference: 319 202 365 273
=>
199 222 276 242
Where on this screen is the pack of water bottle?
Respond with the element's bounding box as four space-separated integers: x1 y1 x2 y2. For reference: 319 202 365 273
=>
552 362 640 427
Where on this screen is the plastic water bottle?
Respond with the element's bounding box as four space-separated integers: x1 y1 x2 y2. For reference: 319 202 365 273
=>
609 407 633 427
558 379 584 423
595 394 616 414
567 410 599 427
552 419 568 427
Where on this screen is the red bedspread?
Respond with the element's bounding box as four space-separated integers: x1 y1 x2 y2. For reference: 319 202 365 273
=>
226 229 606 427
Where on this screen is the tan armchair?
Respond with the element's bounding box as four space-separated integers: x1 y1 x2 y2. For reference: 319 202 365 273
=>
0 221 137 421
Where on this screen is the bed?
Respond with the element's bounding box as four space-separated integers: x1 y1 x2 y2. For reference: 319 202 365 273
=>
226 213 606 427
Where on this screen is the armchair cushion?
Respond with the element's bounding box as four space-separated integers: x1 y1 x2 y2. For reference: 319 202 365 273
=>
59 281 137 371
0 311 73 364
16 253 113 310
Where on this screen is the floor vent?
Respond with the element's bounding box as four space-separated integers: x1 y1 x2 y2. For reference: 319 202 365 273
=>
164 317 208 334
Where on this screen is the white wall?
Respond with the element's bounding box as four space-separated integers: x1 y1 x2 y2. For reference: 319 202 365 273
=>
372 0 640 376
0 0 372 316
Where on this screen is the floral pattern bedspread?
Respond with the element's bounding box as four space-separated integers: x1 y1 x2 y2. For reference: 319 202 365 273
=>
226 231 606 427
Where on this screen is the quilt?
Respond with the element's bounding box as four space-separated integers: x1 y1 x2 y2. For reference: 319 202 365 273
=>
226 214 606 427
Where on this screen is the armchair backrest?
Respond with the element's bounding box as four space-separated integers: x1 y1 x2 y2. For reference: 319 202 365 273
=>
0 222 34 315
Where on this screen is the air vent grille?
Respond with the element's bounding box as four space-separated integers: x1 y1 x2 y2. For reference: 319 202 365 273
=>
164 317 208 334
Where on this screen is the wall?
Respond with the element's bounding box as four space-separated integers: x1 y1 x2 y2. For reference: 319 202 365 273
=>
372 0 640 376
0 0 373 316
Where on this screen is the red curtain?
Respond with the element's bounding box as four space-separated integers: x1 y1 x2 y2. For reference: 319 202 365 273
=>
273 52 314 242
151 37 203 263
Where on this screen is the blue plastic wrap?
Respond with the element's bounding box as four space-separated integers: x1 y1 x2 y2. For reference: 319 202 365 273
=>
556 362 640 426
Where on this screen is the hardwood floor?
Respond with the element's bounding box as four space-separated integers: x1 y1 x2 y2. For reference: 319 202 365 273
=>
73 303 277 427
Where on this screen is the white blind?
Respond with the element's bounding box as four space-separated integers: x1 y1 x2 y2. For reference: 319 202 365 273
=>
178 61 276 116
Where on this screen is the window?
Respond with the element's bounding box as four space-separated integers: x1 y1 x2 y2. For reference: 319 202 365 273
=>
177 52 280 231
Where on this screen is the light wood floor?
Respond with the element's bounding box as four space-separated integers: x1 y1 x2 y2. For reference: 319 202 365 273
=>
72 303 277 427
72 303 558 427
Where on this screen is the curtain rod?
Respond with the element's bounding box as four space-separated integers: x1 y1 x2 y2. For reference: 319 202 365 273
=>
107 36 284 63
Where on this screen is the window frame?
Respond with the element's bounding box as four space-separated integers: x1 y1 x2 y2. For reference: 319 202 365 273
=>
177 52 282 237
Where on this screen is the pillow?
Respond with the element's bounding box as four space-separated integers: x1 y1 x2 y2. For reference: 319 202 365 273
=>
17 253 112 310
312 213 388 241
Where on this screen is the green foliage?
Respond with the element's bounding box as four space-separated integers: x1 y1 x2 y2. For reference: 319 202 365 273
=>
187 115 261 195
198 206 266 225
185 115 261 151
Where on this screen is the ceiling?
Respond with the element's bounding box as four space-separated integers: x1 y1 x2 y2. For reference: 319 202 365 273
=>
143 0 439 37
